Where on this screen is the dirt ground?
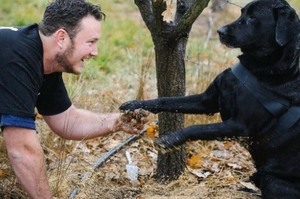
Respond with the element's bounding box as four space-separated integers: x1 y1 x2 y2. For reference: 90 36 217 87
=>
0 118 261 199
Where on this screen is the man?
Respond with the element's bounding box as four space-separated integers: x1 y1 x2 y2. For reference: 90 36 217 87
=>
0 0 147 198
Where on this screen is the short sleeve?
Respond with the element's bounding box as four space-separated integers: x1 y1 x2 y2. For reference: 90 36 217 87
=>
0 24 43 118
36 73 72 115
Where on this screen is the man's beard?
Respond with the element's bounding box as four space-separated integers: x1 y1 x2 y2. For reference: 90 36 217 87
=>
55 42 77 74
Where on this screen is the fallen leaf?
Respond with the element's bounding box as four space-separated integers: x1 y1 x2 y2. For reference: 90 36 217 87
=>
240 181 259 192
187 154 202 169
202 160 220 173
190 169 211 179
224 170 236 184
145 124 158 138
0 169 5 178
211 150 233 159
227 162 243 169
86 140 101 151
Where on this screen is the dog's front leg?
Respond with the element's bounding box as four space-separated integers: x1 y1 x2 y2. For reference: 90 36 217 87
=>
120 93 219 115
155 120 246 149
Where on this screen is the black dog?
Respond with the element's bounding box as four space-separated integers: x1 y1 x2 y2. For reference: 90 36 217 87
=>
120 0 300 198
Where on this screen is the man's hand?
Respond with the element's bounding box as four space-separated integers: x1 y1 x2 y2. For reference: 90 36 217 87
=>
114 109 149 134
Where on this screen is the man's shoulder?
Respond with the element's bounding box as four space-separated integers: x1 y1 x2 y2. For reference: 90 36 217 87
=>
0 24 39 44
17 24 39 37
0 24 42 63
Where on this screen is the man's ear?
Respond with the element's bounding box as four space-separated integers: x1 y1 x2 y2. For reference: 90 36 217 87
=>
55 29 69 49
275 5 300 46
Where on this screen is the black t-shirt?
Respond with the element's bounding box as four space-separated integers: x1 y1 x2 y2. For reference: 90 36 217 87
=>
0 24 72 118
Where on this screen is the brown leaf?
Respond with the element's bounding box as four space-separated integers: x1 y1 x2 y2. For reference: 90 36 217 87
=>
0 169 6 178
187 154 202 169
145 124 158 138
86 140 101 151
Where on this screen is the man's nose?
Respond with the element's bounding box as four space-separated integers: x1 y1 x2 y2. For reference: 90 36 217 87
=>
90 46 98 57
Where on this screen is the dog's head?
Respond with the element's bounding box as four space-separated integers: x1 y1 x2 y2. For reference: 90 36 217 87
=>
218 0 300 57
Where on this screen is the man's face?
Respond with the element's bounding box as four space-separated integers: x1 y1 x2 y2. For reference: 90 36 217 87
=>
56 15 101 74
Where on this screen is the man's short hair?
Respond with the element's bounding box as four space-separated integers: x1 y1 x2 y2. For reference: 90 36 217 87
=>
39 0 105 39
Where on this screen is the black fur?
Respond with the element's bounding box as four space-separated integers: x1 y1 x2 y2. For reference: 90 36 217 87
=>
120 0 300 198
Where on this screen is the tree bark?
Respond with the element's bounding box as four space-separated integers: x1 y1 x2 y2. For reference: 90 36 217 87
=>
135 0 210 182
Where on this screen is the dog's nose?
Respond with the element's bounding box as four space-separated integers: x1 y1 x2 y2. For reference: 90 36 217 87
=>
217 26 227 36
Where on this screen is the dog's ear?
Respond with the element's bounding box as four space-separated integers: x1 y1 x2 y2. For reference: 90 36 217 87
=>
275 4 300 46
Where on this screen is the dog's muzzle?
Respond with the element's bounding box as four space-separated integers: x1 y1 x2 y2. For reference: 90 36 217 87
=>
217 26 227 37
217 26 231 46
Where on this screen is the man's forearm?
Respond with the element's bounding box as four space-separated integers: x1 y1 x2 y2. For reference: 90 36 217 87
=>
44 105 121 140
43 105 148 140
3 127 52 199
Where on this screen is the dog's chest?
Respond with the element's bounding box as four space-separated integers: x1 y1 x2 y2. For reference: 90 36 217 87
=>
217 70 273 126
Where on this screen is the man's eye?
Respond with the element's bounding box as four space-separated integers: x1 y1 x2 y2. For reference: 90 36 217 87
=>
87 41 95 46
91 40 98 44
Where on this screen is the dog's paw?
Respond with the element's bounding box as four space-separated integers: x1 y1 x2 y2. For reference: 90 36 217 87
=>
119 100 144 111
154 134 184 153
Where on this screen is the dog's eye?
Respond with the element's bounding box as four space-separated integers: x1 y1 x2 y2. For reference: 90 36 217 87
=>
247 15 256 23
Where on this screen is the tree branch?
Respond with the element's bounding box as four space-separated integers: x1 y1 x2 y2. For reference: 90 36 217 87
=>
134 0 156 33
175 0 210 39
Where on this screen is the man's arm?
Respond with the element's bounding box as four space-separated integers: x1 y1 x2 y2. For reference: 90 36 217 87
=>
3 127 52 199
43 105 147 140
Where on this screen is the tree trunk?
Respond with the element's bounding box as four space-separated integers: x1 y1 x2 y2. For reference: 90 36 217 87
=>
135 0 210 182
154 36 188 181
